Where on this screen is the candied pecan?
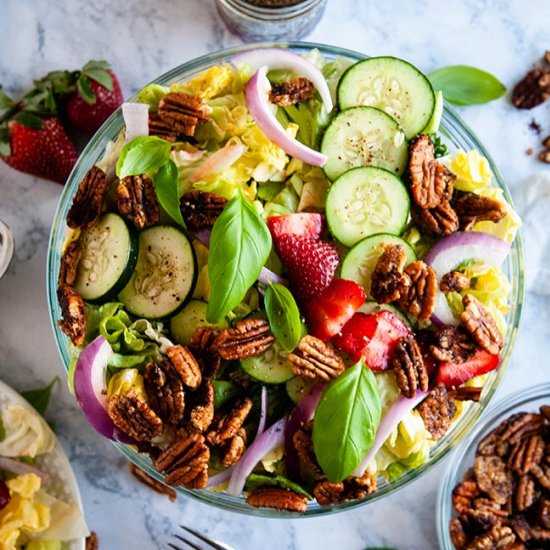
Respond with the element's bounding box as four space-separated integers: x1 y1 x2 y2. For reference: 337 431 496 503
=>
511 67 550 109
108 393 163 442
186 380 215 433
346 471 377 500
189 326 221 380
58 241 81 286
269 77 315 106
543 136 550 149
467 507 505 533
221 427 247 467
392 335 429 398
148 112 179 142
450 517 468 549
539 149 550 164
418 384 457 440
508 435 545 475
212 318 274 360
532 464 550 490
501 413 545 446
516 474 537 512
449 387 483 402
454 192 507 231
313 479 345 505
117 174 160 230
155 432 209 489
57 284 86 346
398 260 437 319
538 499 550 529
511 515 533 543
166 345 202 390
461 294 503 355
370 244 410 303
66 166 109 230
85 532 98 550
411 201 459 237
313 472 377 505
408 134 455 209
466 525 516 550
474 455 512 505
478 413 539 458
206 397 253 446
157 92 208 137
180 190 228 231
530 525 550 543
293 425 322 478
143 361 185 425
441 271 470 294
430 326 477 364
129 463 177 502
452 480 480 515
288 335 345 382
246 487 307 513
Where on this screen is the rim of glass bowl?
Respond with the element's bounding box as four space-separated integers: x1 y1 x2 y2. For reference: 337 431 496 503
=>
436 382 549 549
46 41 524 517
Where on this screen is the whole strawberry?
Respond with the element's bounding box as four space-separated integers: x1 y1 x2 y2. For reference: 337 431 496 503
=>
63 61 123 133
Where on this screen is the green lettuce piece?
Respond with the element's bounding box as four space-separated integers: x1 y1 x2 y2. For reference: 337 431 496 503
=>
386 448 430 481
282 98 332 150
107 368 147 400
25 541 62 550
136 83 169 111
271 185 299 212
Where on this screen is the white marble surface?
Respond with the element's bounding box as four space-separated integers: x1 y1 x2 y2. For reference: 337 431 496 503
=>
1 1 550 548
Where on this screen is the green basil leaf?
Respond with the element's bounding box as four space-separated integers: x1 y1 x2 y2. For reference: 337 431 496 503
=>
246 473 313 499
21 378 58 416
85 68 114 91
206 191 272 323
76 75 96 105
116 136 172 179
312 360 381 482
153 159 186 229
429 65 506 106
264 282 301 352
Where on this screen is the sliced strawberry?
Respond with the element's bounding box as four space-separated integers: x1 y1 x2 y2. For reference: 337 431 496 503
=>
304 279 366 342
267 213 324 244
436 350 500 389
332 312 377 359
276 234 339 302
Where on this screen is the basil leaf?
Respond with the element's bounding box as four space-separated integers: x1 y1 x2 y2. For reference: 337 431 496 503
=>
312 361 381 482
246 473 313 499
264 282 301 352
429 65 506 106
206 191 272 323
153 159 186 229
116 136 172 179
21 378 58 416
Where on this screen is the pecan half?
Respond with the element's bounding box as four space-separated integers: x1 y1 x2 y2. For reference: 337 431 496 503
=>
538 499 550 529
155 432 209 489
452 480 480 515
474 455 513 505
511 67 550 109
85 532 99 550
157 92 208 137
516 474 537 512
288 335 345 382
129 463 177 501
449 387 482 402
532 464 550 490
370 244 410 303
531 526 550 543
411 201 459 237
417 384 457 440
189 326 221 380
540 149 550 164
454 192 507 231
143 362 185 425
57 284 86 346
206 397 253 446
117 174 160 229
466 525 516 550
440 271 470 294
398 260 437 319
408 134 455 209
186 380 215 433
450 517 468 550
108 393 163 442
293 424 322 478
180 190 228 231
313 471 377 505
269 77 315 106
166 345 202 390
461 294 503 355
148 112 179 142
246 487 307 513
212 318 274 360
511 515 533 543
392 335 429 398
508 435 545 475
66 166 109 230
430 326 477 363
58 242 81 286
221 427 247 467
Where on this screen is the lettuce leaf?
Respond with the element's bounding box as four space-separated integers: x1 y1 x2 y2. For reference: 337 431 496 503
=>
135 84 169 111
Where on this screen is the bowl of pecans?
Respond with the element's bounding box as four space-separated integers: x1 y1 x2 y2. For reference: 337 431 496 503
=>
437 383 550 549
47 42 524 515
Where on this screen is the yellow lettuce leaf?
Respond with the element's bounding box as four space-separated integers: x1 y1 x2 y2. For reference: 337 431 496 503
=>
170 64 234 99
445 149 493 191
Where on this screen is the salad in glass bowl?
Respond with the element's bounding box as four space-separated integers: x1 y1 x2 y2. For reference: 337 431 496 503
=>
48 43 523 515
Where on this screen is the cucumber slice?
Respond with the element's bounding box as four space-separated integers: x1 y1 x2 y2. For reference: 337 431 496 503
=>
423 90 444 134
337 56 435 139
241 342 295 384
73 213 138 302
341 233 416 297
321 107 408 181
118 225 197 319
326 167 410 247
285 376 316 405
169 299 228 345
358 300 412 329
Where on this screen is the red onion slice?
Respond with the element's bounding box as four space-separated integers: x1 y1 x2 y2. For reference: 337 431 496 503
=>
257 267 288 286
206 465 235 488
255 386 268 440
0 456 49 485
352 391 429 477
232 48 333 113
122 102 149 143
189 141 247 184
245 67 328 167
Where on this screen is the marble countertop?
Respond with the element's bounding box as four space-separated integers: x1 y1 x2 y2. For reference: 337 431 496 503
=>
1 0 550 548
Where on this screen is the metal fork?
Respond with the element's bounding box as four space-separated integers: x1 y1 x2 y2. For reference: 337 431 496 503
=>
167 525 236 550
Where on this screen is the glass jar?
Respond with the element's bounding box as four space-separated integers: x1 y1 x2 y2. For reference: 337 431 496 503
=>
216 0 327 42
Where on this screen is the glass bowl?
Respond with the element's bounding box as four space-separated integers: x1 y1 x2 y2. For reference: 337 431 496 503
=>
46 42 524 516
436 383 549 548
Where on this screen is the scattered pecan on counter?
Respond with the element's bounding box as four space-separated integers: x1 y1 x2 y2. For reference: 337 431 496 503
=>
212 318 274 360
129 463 177 502
180 190 228 231
143 361 185 426
392 334 429 398
108 392 163 442
157 92 209 137
440 271 470 294
269 77 315 107
246 487 308 513
206 397 253 446
57 284 86 346
58 241 81 287
512 67 550 110
85 532 99 550
398 260 437 319
117 174 160 229
460 294 503 355
370 244 410 304
288 335 345 382
417 384 456 441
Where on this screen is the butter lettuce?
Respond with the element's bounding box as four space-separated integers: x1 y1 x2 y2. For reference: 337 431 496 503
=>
170 64 235 99
443 148 493 191
107 368 146 401
136 84 169 111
